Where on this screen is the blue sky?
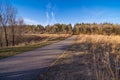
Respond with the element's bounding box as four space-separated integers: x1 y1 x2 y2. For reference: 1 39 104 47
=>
10 0 120 25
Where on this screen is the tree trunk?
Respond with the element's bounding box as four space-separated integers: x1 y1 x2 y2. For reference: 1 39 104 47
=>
3 26 8 46
0 36 2 47
0 39 2 47
12 25 15 46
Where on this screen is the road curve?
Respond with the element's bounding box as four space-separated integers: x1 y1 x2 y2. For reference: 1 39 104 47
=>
0 35 76 80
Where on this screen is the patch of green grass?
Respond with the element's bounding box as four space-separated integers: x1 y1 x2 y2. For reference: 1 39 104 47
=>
0 42 51 59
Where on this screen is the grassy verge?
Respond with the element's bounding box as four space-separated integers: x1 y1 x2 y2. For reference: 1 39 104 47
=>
39 34 120 80
0 37 69 60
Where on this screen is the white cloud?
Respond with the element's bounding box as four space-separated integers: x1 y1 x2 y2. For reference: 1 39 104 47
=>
51 11 57 24
46 12 50 25
51 11 54 17
45 1 57 25
24 18 40 25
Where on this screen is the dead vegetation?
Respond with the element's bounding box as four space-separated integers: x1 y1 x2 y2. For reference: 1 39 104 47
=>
39 34 120 80
0 34 71 47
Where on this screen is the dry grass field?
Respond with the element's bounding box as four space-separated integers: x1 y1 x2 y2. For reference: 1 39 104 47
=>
16 34 71 46
0 34 71 59
40 34 120 80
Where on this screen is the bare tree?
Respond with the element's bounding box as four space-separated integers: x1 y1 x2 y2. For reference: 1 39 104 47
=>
8 5 17 46
0 1 10 46
0 0 17 46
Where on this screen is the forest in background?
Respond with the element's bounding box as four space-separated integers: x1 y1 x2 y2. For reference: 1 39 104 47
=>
1 22 120 47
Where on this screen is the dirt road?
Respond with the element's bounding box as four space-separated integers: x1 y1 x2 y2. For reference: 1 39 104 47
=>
0 36 76 80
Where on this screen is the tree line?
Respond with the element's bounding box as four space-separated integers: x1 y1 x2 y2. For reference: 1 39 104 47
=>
19 24 72 34
19 23 120 35
73 23 120 35
23 23 120 36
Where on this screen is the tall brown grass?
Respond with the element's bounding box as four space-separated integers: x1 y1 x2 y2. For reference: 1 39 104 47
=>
18 34 71 46
76 34 120 44
76 34 120 80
